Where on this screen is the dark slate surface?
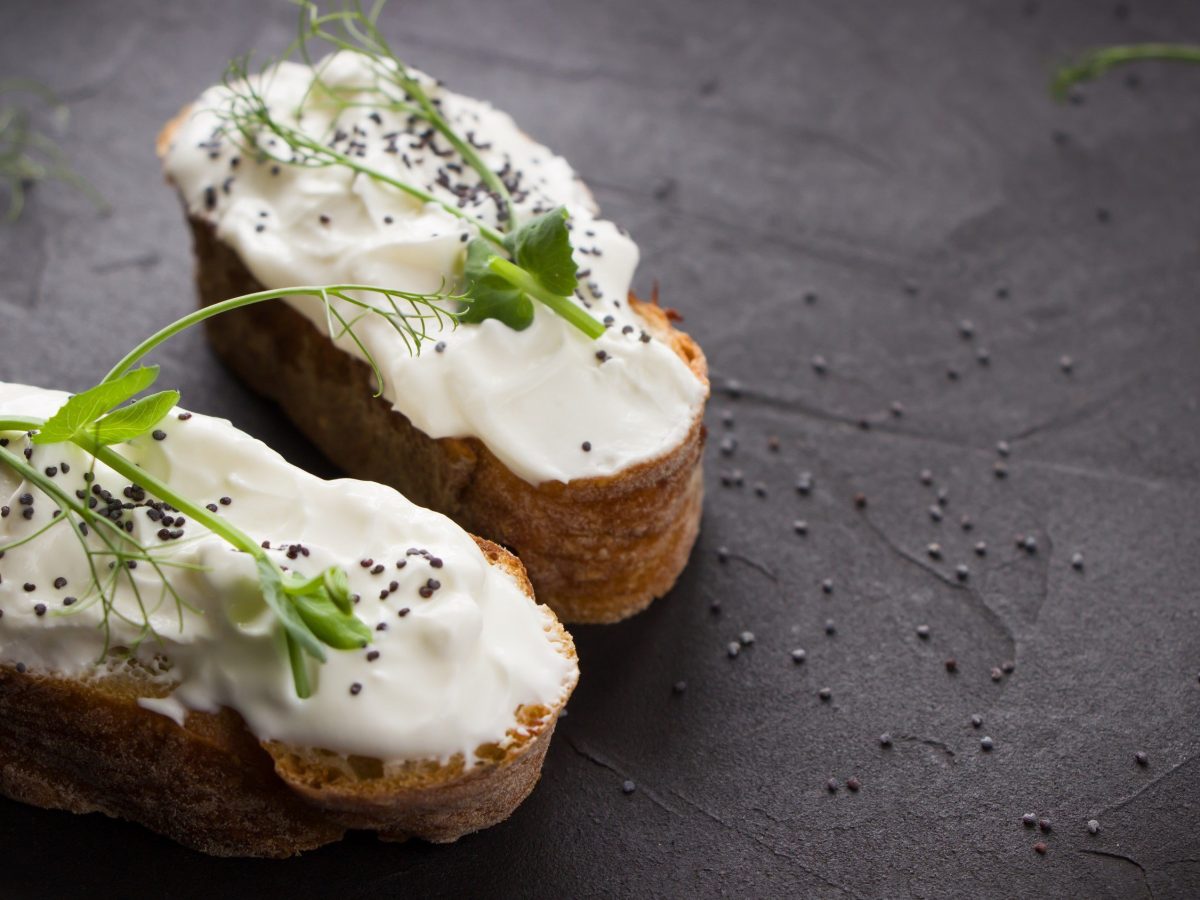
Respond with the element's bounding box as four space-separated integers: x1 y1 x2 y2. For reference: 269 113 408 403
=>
1 0 1198 896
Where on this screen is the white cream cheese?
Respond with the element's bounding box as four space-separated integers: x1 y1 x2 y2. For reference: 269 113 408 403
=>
161 52 707 485
0 382 576 764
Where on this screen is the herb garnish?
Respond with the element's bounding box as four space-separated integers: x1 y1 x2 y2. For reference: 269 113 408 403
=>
0 79 106 221
0 282 469 698
212 0 604 338
1052 43 1200 99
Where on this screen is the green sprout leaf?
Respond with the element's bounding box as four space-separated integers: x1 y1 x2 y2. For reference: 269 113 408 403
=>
1051 43 1200 101
292 590 371 650
256 557 326 663
460 238 534 330
90 390 180 446
505 207 578 297
323 565 353 614
33 366 160 445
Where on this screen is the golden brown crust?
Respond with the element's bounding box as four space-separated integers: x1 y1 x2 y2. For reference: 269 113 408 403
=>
160 98 709 623
0 540 576 856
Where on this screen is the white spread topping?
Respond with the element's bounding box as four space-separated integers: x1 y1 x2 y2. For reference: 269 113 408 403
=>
0 382 576 764
162 53 706 484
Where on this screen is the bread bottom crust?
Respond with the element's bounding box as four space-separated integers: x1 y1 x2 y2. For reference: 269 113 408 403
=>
188 216 708 624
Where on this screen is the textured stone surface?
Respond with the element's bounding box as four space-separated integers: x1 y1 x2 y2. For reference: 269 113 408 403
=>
1 0 1198 896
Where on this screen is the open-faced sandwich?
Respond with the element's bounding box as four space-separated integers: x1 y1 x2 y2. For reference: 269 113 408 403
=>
158 6 710 624
0 375 577 857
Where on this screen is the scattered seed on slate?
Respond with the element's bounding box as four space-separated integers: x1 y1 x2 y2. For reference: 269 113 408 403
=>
981 736 994 751
854 493 868 509
767 436 781 452
927 542 942 560
1059 355 1074 374
824 619 836 635
847 777 861 792
811 355 828 375
971 714 983 728
1071 552 1084 570
717 546 729 564
946 367 960 382
880 733 893 747
994 461 1009 479
975 347 991 365
975 541 987 556
727 642 740 658
991 667 1003 681
349 682 362 696
917 624 930 639
1034 842 1047 855
1023 813 1037 827
960 515 973 531
945 658 958 673
622 779 636 794
791 648 807 663
819 687 832 702
956 565 970 582
719 436 737 456
929 505 944 523
890 401 904 417
796 473 814 495
827 777 839 792
1023 536 1038 554
793 520 808 536
739 631 755 646
710 599 722 615
753 482 768 497
803 290 818 305
672 680 687 694
821 578 833 594
1135 751 1148 766
919 469 933 486
1001 660 1015 673
958 319 975 339
1087 819 1101 835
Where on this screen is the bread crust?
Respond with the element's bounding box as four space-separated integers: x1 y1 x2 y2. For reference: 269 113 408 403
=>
0 538 577 857
172 194 708 624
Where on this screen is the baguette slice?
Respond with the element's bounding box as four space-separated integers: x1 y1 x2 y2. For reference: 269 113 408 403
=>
0 536 576 858
159 111 709 625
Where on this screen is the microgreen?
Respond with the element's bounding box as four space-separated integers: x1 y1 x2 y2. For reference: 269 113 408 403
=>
0 79 106 222
1052 43 1200 100
210 0 604 338
0 281 474 698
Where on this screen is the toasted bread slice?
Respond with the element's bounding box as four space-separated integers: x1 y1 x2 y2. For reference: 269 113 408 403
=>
159 108 709 624
0 537 576 858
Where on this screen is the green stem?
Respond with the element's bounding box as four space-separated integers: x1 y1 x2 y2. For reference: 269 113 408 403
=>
102 284 440 383
284 132 507 247
486 256 605 339
1053 43 1200 99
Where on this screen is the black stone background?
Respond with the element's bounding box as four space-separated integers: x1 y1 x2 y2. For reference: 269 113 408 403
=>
1 0 1198 896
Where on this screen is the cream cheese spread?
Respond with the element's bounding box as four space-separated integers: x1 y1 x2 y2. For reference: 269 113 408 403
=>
161 52 707 484
0 382 576 764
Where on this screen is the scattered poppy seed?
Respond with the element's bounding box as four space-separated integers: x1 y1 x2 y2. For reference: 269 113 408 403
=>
958 319 975 339
956 565 970 582
1059 355 1074 374
980 736 994 751
791 648 806 663
152 430 167 441
854 493 867 509
716 546 729 564
975 347 991 365
1034 842 1047 855
753 482 768 497
991 667 1003 681
916 624 930 639
824 619 836 635
1071 552 1084 570
846 777 861 792
890 401 905 417
622 780 636 794
793 520 808 536
672 680 687 694
739 631 755 646
1023 813 1037 827
929 505 944 523
920 469 933 485
1001 660 1015 673
1135 751 1148 766
34 604 46 617
975 541 988 556
349 682 362 695
971 714 982 728
821 578 833 594
1039 818 1052 832
727 642 740 658
1087 819 1101 835
960 515 973 531
811 355 828 375
945 658 958 673
819 687 832 701
826 778 839 792
927 543 943 560
994 461 1009 479
879 733 893 747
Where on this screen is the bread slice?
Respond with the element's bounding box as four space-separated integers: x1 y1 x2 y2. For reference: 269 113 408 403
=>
0 537 576 858
159 113 709 625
